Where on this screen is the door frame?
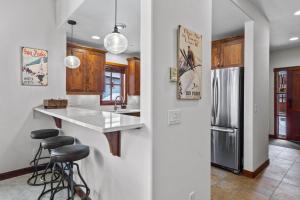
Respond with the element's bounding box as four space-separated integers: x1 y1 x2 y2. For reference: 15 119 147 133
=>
274 66 300 140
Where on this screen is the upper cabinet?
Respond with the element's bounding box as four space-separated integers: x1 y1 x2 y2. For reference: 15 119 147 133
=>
66 43 106 94
127 57 140 96
212 36 244 69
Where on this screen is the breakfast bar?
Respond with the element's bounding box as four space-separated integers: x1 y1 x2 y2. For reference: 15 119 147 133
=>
34 106 144 157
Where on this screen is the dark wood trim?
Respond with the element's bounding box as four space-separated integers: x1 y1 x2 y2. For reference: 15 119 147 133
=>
67 42 107 54
105 62 127 68
104 132 121 157
127 57 140 61
100 65 127 105
0 165 48 181
274 66 300 72
269 134 277 139
242 159 270 178
51 117 121 157
53 117 62 129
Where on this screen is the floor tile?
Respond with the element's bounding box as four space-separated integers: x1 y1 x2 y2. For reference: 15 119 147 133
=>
277 152 299 161
271 182 300 200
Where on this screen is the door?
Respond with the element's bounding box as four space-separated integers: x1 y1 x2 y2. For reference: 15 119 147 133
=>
212 67 243 128
211 127 240 171
66 47 86 93
287 67 300 141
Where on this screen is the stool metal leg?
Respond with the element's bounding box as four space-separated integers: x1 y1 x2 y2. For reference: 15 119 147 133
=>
74 163 90 199
27 144 43 185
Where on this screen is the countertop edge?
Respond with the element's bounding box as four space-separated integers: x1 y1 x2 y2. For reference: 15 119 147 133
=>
34 107 144 133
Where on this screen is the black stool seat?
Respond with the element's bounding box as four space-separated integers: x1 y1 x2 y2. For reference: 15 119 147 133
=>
41 136 74 150
51 144 90 163
31 129 59 139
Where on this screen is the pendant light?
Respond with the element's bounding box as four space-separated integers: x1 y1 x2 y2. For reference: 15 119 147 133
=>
64 20 81 69
104 0 128 54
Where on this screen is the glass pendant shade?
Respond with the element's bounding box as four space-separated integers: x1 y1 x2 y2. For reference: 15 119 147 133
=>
64 55 81 69
104 32 128 54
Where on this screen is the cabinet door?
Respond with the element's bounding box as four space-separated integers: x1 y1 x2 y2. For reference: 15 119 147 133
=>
85 51 105 93
66 48 86 93
135 60 140 95
221 38 244 68
212 41 221 69
128 58 140 96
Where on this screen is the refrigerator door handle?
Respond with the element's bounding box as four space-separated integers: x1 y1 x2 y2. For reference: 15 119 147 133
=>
216 78 219 119
211 126 235 133
212 75 216 121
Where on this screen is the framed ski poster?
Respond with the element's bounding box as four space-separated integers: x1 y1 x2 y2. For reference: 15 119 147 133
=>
21 47 48 86
177 25 202 100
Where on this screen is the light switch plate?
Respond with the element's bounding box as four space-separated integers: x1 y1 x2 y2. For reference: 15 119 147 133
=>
168 109 181 125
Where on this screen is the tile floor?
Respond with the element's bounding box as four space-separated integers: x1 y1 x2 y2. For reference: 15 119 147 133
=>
1 144 299 200
0 174 81 200
212 144 300 200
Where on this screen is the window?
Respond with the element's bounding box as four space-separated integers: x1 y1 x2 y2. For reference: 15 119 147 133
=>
101 64 126 105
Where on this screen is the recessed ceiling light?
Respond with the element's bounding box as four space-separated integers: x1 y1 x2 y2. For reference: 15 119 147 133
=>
289 37 299 41
294 10 300 16
91 35 101 40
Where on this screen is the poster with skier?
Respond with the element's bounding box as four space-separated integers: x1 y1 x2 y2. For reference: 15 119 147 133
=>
21 47 48 86
177 25 202 100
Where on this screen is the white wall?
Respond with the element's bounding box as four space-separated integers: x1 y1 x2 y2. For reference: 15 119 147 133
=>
149 0 212 199
269 47 300 135
0 0 66 173
232 0 270 171
55 0 85 27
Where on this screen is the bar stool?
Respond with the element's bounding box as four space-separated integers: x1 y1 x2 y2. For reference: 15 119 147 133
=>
28 129 59 186
38 144 90 200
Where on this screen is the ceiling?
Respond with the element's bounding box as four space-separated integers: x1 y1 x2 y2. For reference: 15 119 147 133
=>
212 0 250 40
248 0 300 51
68 0 140 54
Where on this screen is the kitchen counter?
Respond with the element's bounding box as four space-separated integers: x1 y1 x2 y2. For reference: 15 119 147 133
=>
34 106 143 133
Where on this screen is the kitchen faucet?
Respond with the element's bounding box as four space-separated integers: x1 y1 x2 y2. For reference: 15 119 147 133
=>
114 96 125 111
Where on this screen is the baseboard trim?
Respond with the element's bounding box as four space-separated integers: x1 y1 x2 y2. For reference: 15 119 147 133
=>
0 166 35 181
242 159 270 178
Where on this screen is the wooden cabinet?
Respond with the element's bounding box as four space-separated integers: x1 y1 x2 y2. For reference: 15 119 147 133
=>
127 57 140 96
212 36 244 69
212 41 221 68
66 43 106 94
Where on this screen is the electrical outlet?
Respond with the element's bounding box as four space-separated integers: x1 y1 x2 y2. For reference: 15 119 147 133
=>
189 191 196 200
168 109 181 125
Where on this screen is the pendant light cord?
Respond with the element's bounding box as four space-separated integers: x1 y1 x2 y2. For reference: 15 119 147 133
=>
71 24 74 43
115 0 117 26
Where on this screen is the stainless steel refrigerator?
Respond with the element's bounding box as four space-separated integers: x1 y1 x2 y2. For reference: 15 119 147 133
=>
211 67 244 174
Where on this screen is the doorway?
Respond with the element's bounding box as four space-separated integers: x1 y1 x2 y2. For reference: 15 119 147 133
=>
274 66 300 141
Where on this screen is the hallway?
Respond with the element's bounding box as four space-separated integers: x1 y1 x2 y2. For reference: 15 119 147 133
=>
211 145 300 200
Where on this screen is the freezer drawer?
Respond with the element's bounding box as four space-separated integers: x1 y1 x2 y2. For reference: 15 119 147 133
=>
211 126 241 172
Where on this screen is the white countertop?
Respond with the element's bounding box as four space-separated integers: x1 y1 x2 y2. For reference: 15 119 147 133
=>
34 106 144 133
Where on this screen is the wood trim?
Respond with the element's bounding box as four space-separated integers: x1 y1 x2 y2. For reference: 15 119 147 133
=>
269 134 277 139
242 159 270 178
274 66 300 72
104 132 121 156
53 117 62 129
67 42 107 54
127 57 140 61
0 165 47 181
105 62 127 68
